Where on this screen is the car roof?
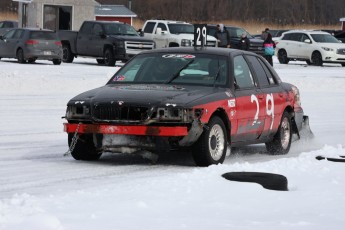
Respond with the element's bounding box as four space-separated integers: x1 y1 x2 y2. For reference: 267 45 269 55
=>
207 24 242 29
138 47 253 57
146 19 190 24
283 30 330 35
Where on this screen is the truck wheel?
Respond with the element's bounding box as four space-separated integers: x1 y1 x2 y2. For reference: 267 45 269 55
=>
53 59 62 65
68 134 102 161
104 48 116 66
62 44 74 63
266 111 292 155
192 116 227 166
16 49 26 63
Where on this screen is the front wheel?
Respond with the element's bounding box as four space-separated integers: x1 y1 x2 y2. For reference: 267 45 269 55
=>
311 51 323 66
266 111 292 155
53 59 62 65
192 116 227 166
68 134 102 161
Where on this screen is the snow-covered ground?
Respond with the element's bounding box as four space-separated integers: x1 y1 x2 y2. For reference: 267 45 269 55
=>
1 57 345 230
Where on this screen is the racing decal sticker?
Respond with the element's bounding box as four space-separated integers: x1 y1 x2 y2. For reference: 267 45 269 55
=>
114 85 185 91
162 54 195 59
113 75 126 81
228 99 236 108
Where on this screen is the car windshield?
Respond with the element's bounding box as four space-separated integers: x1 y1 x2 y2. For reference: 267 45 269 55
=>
107 53 228 86
104 23 139 36
168 24 194 34
29 31 57 40
311 34 340 43
227 27 253 39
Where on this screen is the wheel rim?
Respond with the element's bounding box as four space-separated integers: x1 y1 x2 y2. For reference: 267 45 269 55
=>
280 117 291 150
208 124 225 161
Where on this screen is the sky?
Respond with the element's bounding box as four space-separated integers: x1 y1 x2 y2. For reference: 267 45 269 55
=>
0 56 345 230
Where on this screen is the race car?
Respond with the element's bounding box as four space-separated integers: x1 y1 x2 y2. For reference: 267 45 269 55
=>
63 47 311 166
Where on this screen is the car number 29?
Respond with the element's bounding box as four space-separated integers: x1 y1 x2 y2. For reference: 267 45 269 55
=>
251 93 275 130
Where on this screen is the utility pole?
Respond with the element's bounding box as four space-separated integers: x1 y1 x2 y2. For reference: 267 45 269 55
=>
128 0 132 10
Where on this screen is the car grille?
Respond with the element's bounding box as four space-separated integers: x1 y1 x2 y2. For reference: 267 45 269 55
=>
125 41 155 51
93 105 150 122
336 49 345 55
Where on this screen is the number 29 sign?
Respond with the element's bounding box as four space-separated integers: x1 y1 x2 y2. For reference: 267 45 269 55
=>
194 24 207 47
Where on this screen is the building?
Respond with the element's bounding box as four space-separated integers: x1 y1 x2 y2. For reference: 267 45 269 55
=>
95 5 137 25
13 0 99 30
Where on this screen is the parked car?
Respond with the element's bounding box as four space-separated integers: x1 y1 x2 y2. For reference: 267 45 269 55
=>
58 21 155 66
253 29 289 40
275 30 345 66
63 47 310 166
141 20 217 48
0 20 18 36
0 28 63 65
207 24 264 55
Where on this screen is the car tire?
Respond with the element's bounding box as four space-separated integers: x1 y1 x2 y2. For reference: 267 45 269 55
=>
16 49 26 64
104 48 116 66
53 59 62 65
68 133 102 161
341 63 345 67
311 51 323 66
62 44 74 63
277 49 289 64
96 59 105 64
192 116 227 166
265 111 292 155
306 60 312 65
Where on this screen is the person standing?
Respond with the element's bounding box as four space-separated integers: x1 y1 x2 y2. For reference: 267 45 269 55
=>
261 28 269 40
263 33 276 66
214 24 231 48
240 32 250 50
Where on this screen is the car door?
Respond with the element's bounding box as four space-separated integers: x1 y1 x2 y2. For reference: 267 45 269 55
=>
0 29 17 57
76 22 92 56
295 33 312 59
153 23 168 48
245 55 286 139
231 55 266 143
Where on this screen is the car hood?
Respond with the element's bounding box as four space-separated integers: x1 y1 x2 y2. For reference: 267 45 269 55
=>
317 42 345 49
68 84 228 107
170 33 217 41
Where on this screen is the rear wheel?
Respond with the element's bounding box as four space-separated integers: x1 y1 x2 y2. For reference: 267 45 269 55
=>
68 134 102 161
266 111 292 155
278 49 289 64
341 63 345 67
28 58 36 64
192 116 227 166
62 44 74 63
306 60 312 65
311 51 323 66
16 49 26 63
104 48 116 66
52 59 62 65
96 59 105 64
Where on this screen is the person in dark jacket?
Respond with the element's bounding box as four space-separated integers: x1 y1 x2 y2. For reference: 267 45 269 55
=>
240 32 250 50
263 33 276 66
214 24 231 48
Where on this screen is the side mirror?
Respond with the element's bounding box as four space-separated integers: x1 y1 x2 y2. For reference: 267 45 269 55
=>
0 35 3 40
304 39 311 44
138 29 144 37
156 27 162 34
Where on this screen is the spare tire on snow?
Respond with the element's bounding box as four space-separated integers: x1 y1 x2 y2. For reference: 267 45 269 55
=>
222 172 288 191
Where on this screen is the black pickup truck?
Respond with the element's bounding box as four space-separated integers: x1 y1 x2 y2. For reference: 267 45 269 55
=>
58 21 155 66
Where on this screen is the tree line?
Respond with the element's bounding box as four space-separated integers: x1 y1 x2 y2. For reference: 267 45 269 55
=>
1 0 344 25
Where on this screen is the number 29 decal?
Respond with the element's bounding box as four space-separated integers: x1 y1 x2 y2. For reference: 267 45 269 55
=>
251 93 275 130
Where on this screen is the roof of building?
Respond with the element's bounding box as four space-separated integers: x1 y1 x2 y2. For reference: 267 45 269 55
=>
340 18 345 22
95 5 137 17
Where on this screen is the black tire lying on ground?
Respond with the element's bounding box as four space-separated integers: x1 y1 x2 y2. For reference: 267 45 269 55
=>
222 172 288 191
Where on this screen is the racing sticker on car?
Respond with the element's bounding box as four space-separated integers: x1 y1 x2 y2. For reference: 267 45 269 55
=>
113 75 126 81
251 93 275 130
228 99 236 108
162 54 195 59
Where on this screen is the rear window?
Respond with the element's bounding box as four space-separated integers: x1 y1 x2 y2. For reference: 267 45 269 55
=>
29 31 57 40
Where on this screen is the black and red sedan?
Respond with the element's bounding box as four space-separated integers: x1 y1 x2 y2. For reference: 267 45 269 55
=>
63 47 309 166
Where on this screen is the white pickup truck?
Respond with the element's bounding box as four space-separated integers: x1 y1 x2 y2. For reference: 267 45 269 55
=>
141 20 217 48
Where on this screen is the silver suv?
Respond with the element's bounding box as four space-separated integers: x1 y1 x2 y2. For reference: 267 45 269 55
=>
275 30 345 67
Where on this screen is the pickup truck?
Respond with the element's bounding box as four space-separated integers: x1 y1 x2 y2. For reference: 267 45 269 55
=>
58 21 155 66
141 20 217 48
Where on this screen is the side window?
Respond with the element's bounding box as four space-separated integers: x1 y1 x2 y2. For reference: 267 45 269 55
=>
92 24 103 35
157 23 167 32
3 29 16 39
13 30 23 39
245 55 270 87
258 58 277 85
143 22 155 33
233 56 255 89
301 34 310 42
293 33 302 42
80 22 92 34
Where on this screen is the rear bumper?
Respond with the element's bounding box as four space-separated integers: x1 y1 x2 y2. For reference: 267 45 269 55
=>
63 123 188 136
